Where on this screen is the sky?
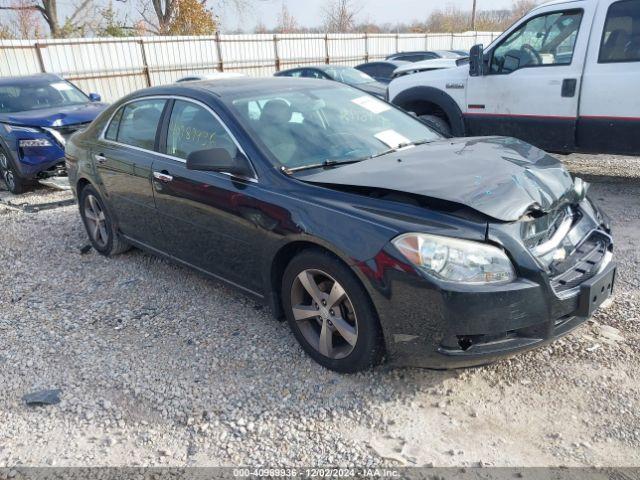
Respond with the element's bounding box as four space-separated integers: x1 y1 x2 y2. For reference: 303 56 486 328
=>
217 0 515 32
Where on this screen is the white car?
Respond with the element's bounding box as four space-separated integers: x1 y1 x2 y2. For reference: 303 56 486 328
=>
388 0 640 155
176 72 246 83
392 58 467 79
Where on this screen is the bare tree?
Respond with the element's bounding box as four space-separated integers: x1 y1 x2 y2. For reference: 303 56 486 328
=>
138 0 251 34
276 1 297 33
0 0 94 37
511 0 539 19
321 0 360 33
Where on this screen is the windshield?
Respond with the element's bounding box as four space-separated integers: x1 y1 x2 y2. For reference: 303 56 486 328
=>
231 85 440 170
324 67 375 85
0 79 89 114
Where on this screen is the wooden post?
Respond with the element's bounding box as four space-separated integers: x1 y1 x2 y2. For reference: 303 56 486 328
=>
471 0 477 30
364 32 369 63
273 34 280 71
215 31 224 72
324 34 330 64
139 39 152 87
35 43 46 72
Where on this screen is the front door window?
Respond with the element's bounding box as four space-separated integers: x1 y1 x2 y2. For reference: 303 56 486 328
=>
491 10 583 73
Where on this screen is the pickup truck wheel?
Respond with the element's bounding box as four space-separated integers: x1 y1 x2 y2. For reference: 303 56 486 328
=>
419 115 451 136
0 149 26 194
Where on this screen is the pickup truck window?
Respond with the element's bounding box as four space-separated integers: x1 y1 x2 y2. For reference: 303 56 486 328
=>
600 0 640 63
490 10 583 74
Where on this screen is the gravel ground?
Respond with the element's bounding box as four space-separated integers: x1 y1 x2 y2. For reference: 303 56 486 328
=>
0 155 639 468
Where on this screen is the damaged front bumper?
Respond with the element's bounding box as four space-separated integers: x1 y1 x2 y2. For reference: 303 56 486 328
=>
358 199 615 369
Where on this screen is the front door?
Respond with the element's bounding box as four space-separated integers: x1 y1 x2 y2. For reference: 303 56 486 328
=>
151 99 263 292
578 0 640 154
95 98 167 242
466 5 589 152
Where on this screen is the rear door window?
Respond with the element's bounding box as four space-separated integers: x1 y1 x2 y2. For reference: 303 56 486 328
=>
115 99 166 150
599 0 640 62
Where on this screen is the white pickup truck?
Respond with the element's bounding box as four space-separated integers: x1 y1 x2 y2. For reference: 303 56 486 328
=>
388 0 640 155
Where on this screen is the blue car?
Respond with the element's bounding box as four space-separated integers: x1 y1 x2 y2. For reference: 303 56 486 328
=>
0 74 107 193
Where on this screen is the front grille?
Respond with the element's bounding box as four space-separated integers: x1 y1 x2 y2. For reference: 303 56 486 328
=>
522 207 569 251
549 234 608 293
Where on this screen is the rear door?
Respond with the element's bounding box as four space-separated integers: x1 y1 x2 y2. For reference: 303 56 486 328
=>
578 0 640 154
95 98 167 243
466 3 591 151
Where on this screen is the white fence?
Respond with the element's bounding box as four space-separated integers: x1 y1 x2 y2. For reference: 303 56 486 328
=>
0 32 500 102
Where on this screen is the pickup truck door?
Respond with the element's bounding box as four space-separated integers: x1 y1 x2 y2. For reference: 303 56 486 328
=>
465 3 594 152
578 0 640 154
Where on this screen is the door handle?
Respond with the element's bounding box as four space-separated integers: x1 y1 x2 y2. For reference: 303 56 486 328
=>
153 171 173 182
94 154 107 164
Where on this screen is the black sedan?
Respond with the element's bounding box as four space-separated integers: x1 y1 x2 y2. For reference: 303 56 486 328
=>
67 78 615 373
274 65 386 98
355 60 408 84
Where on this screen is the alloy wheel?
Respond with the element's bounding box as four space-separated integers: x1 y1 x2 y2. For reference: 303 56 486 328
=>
83 194 109 248
0 152 15 191
290 269 358 359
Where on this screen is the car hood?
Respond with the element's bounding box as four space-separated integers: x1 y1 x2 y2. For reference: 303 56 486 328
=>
394 58 459 74
356 82 387 96
298 136 578 222
0 102 108 127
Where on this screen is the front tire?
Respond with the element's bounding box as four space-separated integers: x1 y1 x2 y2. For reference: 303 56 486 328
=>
419 114 452 136
282 250 384 373
79 185 130 256
0 149 26 194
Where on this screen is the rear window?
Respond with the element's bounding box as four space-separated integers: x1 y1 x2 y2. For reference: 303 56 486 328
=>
599 0 640 62
106 99 166 150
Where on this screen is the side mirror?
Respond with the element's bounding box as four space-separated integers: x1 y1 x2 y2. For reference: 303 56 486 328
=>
88 93 102 102
469 44 485 77
186 148 252 178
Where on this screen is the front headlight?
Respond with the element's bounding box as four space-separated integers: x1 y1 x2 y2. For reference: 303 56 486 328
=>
392 233 516 284
1 123 40 134
19 138 53 148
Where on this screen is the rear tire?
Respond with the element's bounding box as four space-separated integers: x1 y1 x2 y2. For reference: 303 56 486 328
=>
282 250 384 373
0 149 27 194
419 114 452 136
79 185 130 256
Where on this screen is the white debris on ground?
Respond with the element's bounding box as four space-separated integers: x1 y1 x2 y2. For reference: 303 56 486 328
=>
0 155 638 467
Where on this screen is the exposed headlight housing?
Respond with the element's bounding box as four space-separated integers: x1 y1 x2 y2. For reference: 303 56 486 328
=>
1 123 40 134
19 138 53 148
392 233 516 284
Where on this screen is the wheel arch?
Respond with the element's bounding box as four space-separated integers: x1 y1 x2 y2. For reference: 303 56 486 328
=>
266 237 373 320
393 86 466 136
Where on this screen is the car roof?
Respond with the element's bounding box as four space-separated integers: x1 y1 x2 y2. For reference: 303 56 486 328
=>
357 60 409 67
393 57 460 74
389 50 431 55
0 73 63 86
128 77 342 101
280 64 353 72
536 0 584 10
